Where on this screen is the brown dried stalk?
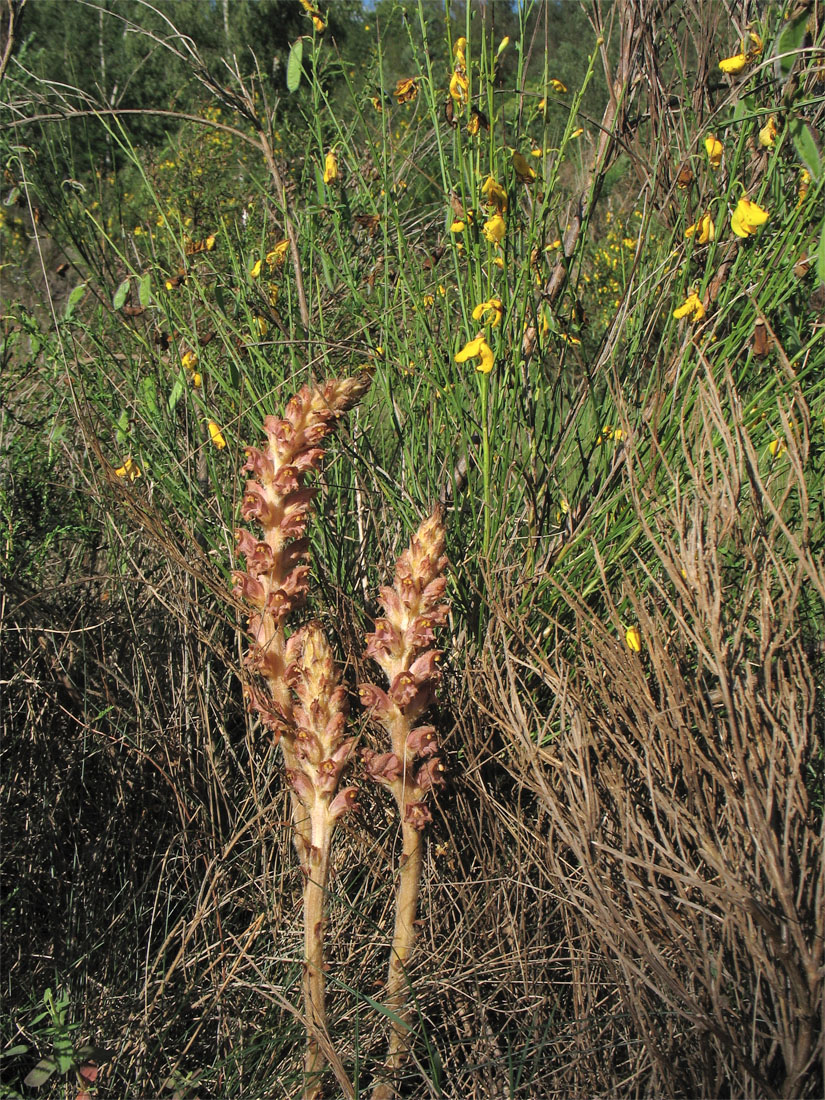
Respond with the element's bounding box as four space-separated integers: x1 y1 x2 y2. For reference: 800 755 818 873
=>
233 374 369 1098
359 509 449 1100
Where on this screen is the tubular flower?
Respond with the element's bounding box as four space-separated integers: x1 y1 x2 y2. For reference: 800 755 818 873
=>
731 197 769 238
512 150 537 182
208 421 227 449
704 135 723 168
114 456 141 481
759 115 778 148
323 150 338 184
483 213 506 245
673 290 706 322
449 69 469 106
685 212 715 244
455 334 494 374
481 176 508 213
394 77 418 104
472 298 503 327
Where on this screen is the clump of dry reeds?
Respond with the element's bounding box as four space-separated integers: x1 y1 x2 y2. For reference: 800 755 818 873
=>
477 364 824 1098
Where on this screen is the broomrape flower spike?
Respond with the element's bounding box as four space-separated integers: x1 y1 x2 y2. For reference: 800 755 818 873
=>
455 334 494 374
360 509 449 1099
732 196 769 238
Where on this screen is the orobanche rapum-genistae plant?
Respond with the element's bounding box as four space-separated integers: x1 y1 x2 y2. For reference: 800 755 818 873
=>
232 373 450 1099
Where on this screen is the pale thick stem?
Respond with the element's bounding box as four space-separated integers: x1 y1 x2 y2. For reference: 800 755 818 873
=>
302 823 332 1100
372 822 424 1100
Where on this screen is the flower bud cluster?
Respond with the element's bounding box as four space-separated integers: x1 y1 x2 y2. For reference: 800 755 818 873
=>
285 623 358 835
360 508 450 829
233 375 370 740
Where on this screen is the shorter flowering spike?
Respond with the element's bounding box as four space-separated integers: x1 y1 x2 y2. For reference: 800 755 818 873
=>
360 508 450 1091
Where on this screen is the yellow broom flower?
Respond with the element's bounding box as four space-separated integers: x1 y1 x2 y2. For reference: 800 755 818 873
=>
455 334 494 374
685 212 715 244
472 298 503 327
482 213 506 245
704 135 723 168
323 150 338 184
208 421 227 449
673 290 706 322
731 197 769 238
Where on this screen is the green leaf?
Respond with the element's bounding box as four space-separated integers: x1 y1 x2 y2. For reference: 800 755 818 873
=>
287 38 303 93
140 376 159 417
112 278 130 310
789 117 821 179
23 1058 57 1089
0 1044 30 1059
64 283 87 320
816 218 825 287
115 410 130 447
3 186 20 206
168 377 184 412
138 272 152 308
774 10 809 81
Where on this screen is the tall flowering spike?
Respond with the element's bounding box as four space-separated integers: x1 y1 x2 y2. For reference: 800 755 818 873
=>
231 375 369 1100
361 505 449 825
233 373 371 732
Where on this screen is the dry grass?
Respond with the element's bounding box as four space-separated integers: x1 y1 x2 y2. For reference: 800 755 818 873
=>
475 363 824 1098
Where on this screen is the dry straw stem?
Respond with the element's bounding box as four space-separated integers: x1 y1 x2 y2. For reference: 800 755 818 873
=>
233 374 369 1097
477 365 823 1097
359 509 450 1098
